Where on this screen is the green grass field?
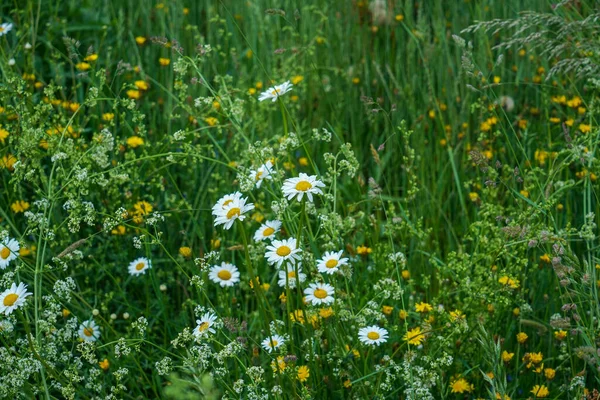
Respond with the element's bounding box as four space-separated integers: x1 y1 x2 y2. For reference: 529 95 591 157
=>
1 1 599 398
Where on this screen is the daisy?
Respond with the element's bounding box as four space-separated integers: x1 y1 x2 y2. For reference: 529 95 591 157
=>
0 282 32 316
250 160 274 188
261 334 285 352
208 262 240 287
265 238 302 267
0 23 13 37
193 312 218 337
317 250 349 275
0 237 20 269
304 282 335 306
278 264 307 288
213 195 254 230
254 220 282 242
258 81 293 102
128 257 152 276
282 173 326 202
211 192 243 216
358 325 389 346
78 320 101 342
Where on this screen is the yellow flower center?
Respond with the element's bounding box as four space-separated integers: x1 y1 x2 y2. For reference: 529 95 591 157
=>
325 259 338 269
198 322 210 332
223 199 233 206
226 207 241 219
3 293 18 306
83 327 94 337
276 246 291 257
0 247 10 259
295 180 312 191
314 288 327 299
0 28 4 33
271 89 279 96
287 271 296 279
270 340 278 347
263 227 275 237
217 270 232 280
135 262 145 271
256 171 263 180
367 331 380 340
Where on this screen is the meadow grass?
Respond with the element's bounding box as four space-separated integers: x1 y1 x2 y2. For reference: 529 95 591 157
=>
0 0 599 398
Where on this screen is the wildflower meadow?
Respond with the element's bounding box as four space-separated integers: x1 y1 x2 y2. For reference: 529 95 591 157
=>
1 1 600 399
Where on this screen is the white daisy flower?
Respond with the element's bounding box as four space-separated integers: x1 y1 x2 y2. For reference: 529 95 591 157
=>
0 237 20 269
317 250 349 275
277 264 307 289
261 334 285 352
258 81 293 102
0 282 32 316
304 282 335 306
358 325 389 346
213 195 254 230
193 312 218 337
250 160 274 188
265 238 302 267
0 23 13 37
282 173 326 202
208 262 240 287
211 192 243 216
78 320 101 342
254 220 282 242
128 257 151 276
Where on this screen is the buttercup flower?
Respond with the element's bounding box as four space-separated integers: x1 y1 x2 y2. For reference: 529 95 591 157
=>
0 282 32 315
304 282 335 305
213 193 254 230
282 173 326 202
403 327 425 345
278 264 307 288
258 81 293 102
0 237 20 269
78 320 101 342
208 262 240 287
317 250 348 275
250 160 274 188
128 257 152 276
358 325 388 346
261 334 285 352
265 238 302 267
194 312 218 337
254 220 282 242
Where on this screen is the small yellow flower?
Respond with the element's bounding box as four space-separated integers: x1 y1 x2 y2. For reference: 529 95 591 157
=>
135 36 147 45
554 330 567 341
549 117 561 124
298 157 309 167
401 270 410 279
291 75 304 85
211 238 221 249
382 305 393 315
516 332 528 344
316 36 326 45
498 276 520 289
126 136 144 148
204 117 218 127
255 81 263 90
179 246 192 258
352 77 360 85
111 225 126 235
428 109 436 119
11 200 30 214
579 123 591 134
159 57 171 66
450 377 473 393
403 327 425 345
540 254 551 263
0 127 8 144
398 309 408 320
319 307 334 319
469 192 479 202
75 62 91 71
84 54 98 62
518 119 528 129
356 245 372 256
1 154 17 170
415 302 433 313
493 76 501 84
126 90 141 100
248 87 257 95
531 384 549 398
135 80 149 91
297 365 309 382
501 350 514 362
102 112 115 121
544 368 556 380
395 14 404 22
99 359 110 371
19 247 32 257
62 309 71 318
